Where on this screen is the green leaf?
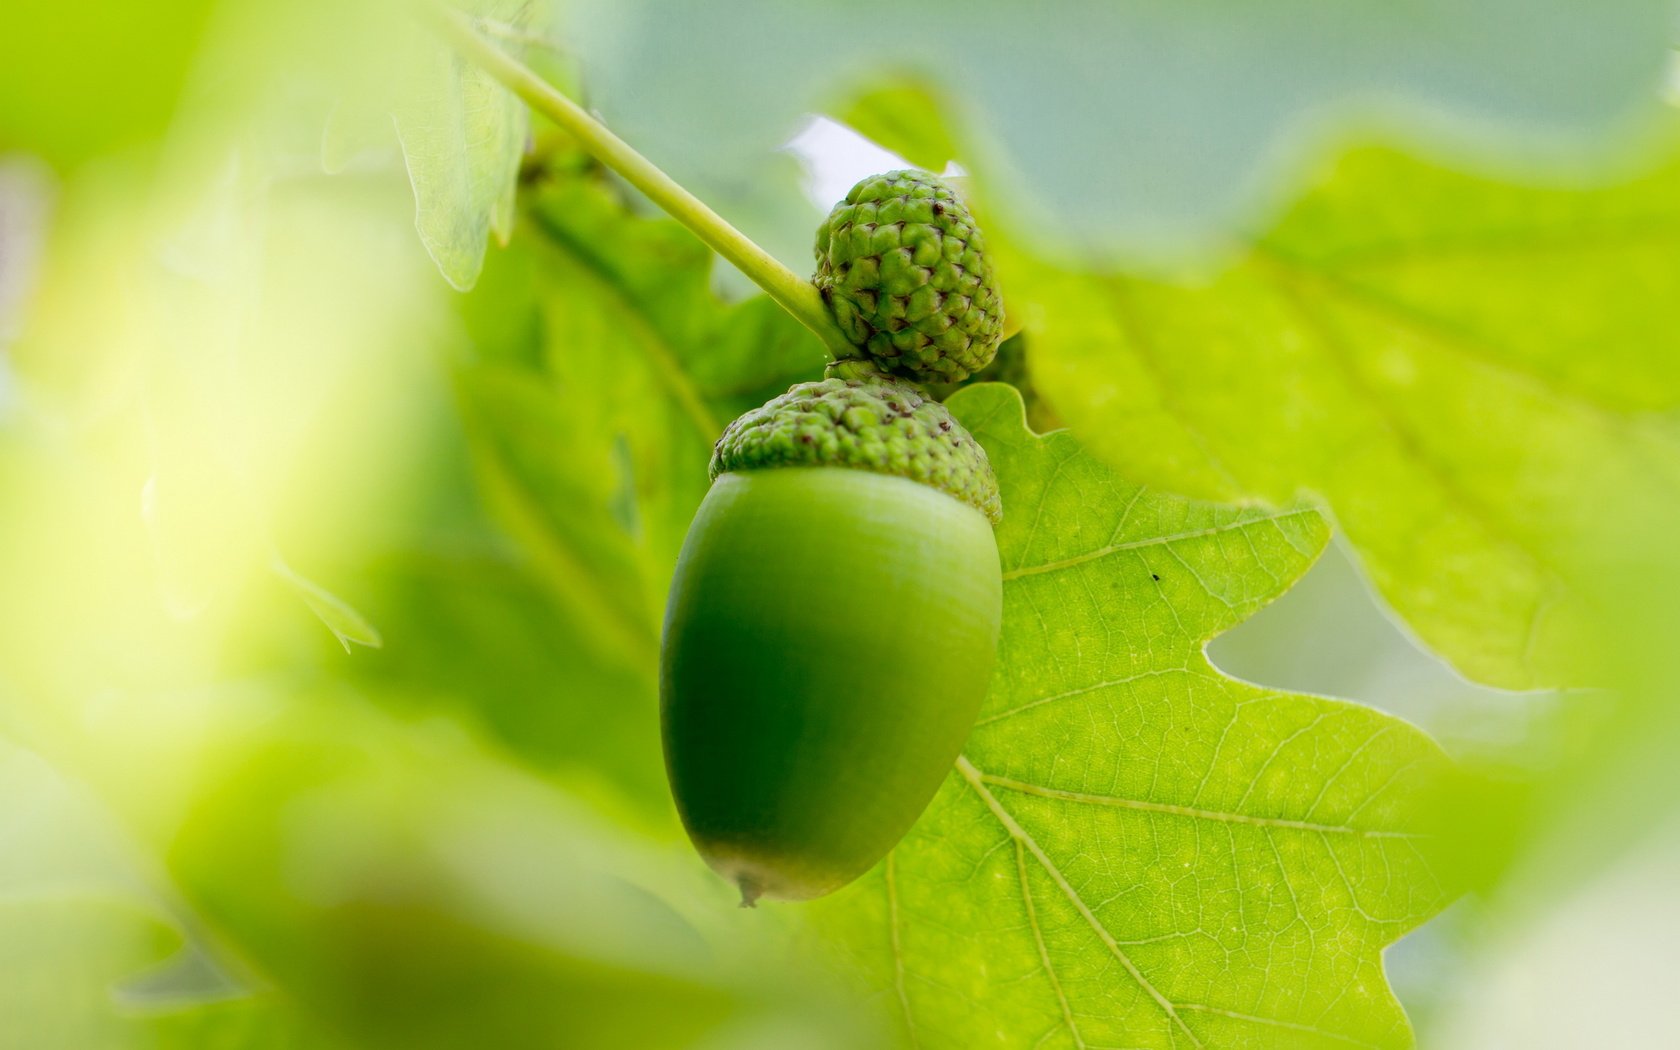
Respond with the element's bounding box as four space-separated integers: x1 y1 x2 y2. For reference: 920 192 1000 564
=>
569 0 1671 256
0 897 181 1050
815 384 1454 1050
0 741 171 1050
454 363 662 667
0 0 217 169
927 333 1061 435
271 557 383 652
834 78 960 175
455 167 825 661
1020 145 1680 689
435 162 828 795
345 543 670 805
144 996 349 1050
167 698 885 1050
394 1 535 290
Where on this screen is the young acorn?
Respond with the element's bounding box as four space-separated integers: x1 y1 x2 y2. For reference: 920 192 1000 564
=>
662 170 1006 905
661 374 1003 905
814 170 1004 384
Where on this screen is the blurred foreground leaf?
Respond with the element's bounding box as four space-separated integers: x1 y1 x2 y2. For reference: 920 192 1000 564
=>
168 700 882 1050
1022 145 1680 689
816 386 1455 1049
144 996 342 1050
347 545 669 803
835 79 959 176
271 558 383 653
0 0 217 168
0 897 180 1050
570 0 1671 259
393 0 537 290
0 737 339 1050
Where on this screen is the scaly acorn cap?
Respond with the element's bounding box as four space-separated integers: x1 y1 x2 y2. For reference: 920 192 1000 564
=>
710 376 1002 524
814 170 1004 384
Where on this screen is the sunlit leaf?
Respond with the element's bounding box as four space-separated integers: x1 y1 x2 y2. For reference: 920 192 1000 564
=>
271 557 383 652
394 1 537 290
816 385 1454 1049
0 0 217 168
1022 145 1680 688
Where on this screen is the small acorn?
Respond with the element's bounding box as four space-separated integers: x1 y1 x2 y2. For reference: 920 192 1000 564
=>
814 170 1004 384
660 376 1002 904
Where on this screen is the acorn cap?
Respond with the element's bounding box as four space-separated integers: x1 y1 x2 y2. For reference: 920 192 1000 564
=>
710 377 1002 523
814 170 1004 384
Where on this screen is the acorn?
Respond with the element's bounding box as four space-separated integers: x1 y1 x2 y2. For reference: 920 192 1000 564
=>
814 170 1004 384
660 376 1002 904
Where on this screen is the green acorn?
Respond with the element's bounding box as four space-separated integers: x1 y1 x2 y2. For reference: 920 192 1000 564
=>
814 171 1004 384
661 376 1002 904
709 375 1002 521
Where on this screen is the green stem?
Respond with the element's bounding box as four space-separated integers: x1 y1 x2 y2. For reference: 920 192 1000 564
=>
428 6 855 360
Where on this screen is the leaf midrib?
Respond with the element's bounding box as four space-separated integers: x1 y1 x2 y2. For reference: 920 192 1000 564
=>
954 756 1205 1050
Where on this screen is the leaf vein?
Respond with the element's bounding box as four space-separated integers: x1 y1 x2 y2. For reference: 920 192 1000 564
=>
957 756 1207 1050
1002 510 1322 581
978 772 1426 840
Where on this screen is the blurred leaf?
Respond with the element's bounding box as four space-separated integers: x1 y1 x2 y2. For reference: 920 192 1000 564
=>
835 78 959 175
320 101 399 176
1021 145 1680 689
569 0 1672 260
168 699 882 1050
0 740 197 1050
143 995 346 1050
271 558 383 652
0 0 217 168
347 543 669 803
455 166 824 663
1432 824 1680 1049
0 727 353 1050
394 0 536 290
455 363 661 666
816 385 1455 1049
0 897 180 1050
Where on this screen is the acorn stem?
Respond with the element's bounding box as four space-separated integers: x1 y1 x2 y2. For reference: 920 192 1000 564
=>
737 875 762 908
428 6 857 360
